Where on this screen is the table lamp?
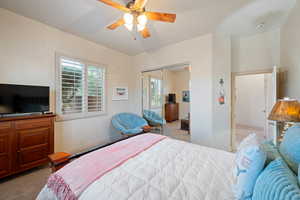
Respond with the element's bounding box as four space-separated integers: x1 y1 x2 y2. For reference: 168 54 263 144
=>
268 97 300 143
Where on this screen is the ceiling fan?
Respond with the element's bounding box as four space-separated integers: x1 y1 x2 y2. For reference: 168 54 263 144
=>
98 0 176 38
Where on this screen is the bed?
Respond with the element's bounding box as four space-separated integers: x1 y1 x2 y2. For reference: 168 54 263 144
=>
37 134 236 200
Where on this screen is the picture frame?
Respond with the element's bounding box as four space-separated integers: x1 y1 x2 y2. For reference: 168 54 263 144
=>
112 87 128 101
182 90 190 102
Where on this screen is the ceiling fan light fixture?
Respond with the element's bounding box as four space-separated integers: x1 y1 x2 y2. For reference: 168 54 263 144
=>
137 14 148 26
124 23 133 31
137 24 145 32
123 13 134 24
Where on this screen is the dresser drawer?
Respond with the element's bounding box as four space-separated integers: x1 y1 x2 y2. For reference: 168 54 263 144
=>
15 118 51 130
0 155 10 177
0 133 12 178
0 122 12 133
0 134 9 155
18 145 48 171
18 128 50 149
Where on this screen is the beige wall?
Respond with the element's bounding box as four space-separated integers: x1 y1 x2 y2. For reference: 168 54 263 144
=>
235 74 265 128
0 8 135 154
163 70 176 96
232 29 281 73
212 33 232 150
132 34 215 148
281 1 300 100
172 69 190 119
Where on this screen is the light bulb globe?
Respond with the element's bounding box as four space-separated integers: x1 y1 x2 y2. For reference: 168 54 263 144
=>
137 14 147 26
123 13 133 24
137 24 145 32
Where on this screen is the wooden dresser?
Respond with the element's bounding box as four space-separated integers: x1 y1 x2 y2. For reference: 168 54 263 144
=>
0 114 55 179
165 103 179 122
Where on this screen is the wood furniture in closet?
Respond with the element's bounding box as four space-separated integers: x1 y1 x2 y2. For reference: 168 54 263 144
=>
0 114 55 179
165 103 179 122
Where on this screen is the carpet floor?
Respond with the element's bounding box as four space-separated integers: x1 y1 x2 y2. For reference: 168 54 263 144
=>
164 120 190 142
0 166 51 200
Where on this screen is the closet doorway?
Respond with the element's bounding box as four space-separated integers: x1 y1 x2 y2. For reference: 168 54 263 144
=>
231 67 279 150
141 63 191 142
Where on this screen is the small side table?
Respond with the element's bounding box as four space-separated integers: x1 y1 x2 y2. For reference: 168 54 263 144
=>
48 152 71 173
181 119 190 134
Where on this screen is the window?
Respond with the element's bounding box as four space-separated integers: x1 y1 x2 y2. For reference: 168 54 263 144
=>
150 77 162 108
56 55 105 120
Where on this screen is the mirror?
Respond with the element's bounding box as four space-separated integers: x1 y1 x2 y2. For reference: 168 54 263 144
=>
142 70 164 134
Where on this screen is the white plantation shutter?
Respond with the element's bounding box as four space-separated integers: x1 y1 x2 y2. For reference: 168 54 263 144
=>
87 66 105 112
57 55 106 120
60 58 84 114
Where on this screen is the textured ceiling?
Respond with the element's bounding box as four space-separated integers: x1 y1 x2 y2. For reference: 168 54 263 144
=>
0 0 250 55
218 0 296 36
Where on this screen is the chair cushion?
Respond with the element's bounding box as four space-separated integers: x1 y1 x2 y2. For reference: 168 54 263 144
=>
279 125 300 174
252 158 300 200
261 140 281 166
234 134 266 200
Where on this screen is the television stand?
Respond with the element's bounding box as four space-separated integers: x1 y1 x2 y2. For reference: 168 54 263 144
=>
0 114 55 179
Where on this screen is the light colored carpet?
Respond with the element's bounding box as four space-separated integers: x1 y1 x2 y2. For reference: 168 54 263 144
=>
163 120 190 142
0 165 51 200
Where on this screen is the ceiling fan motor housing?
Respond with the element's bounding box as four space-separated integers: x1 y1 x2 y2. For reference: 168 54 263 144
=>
126 0 145 12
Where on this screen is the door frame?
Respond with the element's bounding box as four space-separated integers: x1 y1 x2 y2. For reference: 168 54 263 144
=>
231 68 273 151
141 62 192 134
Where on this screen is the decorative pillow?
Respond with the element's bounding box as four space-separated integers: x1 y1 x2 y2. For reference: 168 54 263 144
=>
237 133 257 151
234 134 267 200
252 158 300 200
261 140 281 166
279 125 300 174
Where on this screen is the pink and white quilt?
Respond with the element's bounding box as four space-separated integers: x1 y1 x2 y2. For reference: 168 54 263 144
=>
37 134 236 200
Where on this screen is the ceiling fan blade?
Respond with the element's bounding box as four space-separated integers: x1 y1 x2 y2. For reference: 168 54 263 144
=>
145 12 176 23
98 0 130 12
140 27 151 38
107 18 125 30
133 0 148 10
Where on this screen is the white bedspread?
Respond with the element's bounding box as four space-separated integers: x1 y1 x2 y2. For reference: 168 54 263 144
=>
38 138 236 200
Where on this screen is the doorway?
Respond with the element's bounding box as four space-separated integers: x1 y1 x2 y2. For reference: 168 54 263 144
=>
231 68 279 150
141 63 191 142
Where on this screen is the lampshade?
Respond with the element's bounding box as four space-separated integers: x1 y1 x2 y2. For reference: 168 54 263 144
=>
268 98 300 122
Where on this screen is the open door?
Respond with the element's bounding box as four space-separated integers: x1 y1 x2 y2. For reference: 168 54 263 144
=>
266 66 279 145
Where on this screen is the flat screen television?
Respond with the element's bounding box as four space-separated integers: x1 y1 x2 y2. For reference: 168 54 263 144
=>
0 84 50 116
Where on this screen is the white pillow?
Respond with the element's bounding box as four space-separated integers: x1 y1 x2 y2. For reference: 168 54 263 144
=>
234 134 266 200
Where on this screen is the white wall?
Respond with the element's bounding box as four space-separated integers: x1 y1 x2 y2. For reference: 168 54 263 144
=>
235 74 265 128
212 33 232 150
281 1 300 100
0 8 135 154
132 35 215 148
232 29 281 73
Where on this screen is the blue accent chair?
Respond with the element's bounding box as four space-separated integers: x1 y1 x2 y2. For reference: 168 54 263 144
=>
143 110 166 126
111 113 149 136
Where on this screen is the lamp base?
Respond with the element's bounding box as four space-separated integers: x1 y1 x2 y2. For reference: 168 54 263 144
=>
278 122 294 143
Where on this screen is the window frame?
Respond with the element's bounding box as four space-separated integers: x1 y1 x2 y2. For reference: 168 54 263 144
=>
149 76 162 109
56 54 107 121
